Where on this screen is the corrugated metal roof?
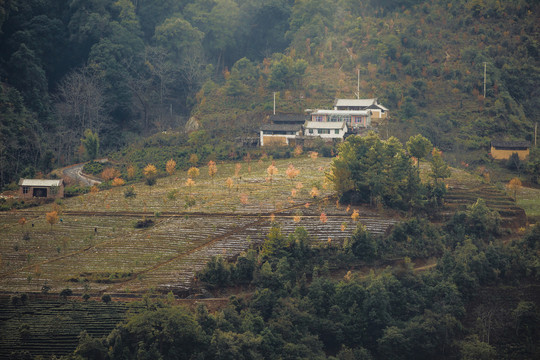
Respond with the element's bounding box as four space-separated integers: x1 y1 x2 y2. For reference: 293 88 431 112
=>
305 121 346 129
311 109 371 116
491 141 530 148
367 104 389 111
334 98 376 107
261 124 303 132
269 113 307 123
19 179 63 187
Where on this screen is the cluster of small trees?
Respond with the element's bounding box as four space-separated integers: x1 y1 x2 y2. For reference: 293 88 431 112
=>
329 132 450 212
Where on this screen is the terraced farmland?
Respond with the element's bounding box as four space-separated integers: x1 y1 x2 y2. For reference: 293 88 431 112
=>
1 157 529 297
0 157 401 296
443 167 527 228
0 295 129 359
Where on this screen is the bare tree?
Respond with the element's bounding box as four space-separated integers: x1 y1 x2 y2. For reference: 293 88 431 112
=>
54 66 107 137
145 46 177 129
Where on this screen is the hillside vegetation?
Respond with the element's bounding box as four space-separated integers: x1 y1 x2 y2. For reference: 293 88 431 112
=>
0 154 538 359
1 0 539 188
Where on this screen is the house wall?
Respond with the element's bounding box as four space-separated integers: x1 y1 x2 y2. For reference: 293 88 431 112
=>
370 110 387 119
19 184 65 199
262 135 288 147
490 146 530 160
305 127 347 141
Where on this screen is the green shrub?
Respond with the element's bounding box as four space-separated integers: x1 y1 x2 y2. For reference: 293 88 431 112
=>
82 161 105 175
65 185 90 197
134 219 154 228
124 186 136 198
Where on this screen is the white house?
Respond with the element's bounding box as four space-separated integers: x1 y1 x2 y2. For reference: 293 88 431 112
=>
304 121 348 141
334 98 388 119
309 109 371 129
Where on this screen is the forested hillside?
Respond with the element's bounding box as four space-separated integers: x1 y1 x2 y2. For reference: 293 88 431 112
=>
1 0 539 187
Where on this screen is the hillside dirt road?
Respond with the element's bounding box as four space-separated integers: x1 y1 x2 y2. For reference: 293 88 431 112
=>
62 160 107 186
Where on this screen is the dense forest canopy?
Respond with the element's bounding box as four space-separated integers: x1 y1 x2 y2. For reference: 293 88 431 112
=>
0 0 539 187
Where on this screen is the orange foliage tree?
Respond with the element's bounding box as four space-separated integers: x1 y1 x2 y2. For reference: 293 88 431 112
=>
102 167 121 181
239 193 249 205
166 159 177 175
18 217 27 233
208 161 218 183
286 164 300 183
185 178 195 197
226 177 234 193
267 163 278 184
187 167 200 179
506 177 522 201
112 177 125 187
143 164 158 186
46 211 59 230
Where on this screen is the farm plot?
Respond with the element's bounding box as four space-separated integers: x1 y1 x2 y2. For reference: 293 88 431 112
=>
0 296 128 359
57 157 333 214
0 213 135 277
104 212 400 293
0 215 269 294
0 156 404 295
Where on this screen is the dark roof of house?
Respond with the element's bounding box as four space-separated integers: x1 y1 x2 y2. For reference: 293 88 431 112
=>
491 140 530 149
268 113 307 123
261 124 303 132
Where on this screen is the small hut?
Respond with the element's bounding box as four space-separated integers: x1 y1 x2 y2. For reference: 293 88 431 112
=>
18 179 64 199
490 141 530 160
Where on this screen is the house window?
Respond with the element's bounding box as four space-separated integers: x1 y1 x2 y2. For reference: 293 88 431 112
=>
309 129 314 134
318 129 330 134
314 116 324 122
22 186 29 194
335 129 339 134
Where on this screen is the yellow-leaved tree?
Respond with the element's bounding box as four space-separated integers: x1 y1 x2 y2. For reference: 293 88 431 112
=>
187 167 200 179
208 161 217 183
267 163 278 184
506 177 522 201
102 167 121 181
143 164 158 186
226 177 234 194
46 211 59 230
286 164 300 183
112 177 125 187
166 159 177 175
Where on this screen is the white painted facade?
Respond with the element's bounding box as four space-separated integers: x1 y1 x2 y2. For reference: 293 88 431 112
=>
304 121 348 140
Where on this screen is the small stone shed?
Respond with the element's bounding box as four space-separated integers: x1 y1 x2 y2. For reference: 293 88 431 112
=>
18 179 64 199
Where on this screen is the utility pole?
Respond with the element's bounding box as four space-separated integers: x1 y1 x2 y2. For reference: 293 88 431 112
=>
357 68 360 99
273 92 276 115
355 68 360 99
483 62 487 99
535 122 538 147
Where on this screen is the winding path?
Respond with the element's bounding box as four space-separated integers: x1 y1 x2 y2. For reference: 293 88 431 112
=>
62 160 107 186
